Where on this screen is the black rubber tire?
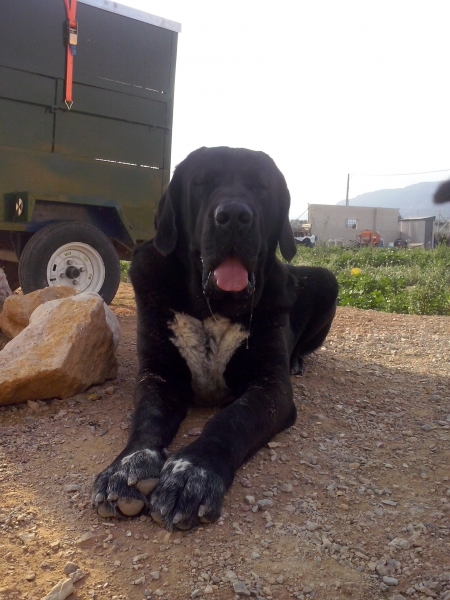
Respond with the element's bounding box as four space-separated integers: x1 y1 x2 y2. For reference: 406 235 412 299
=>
18 222 121 304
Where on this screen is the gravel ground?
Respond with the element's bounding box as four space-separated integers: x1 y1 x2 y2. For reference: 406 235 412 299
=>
0 283 449 600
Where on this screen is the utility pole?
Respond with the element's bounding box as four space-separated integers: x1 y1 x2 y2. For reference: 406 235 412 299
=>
345 173 350 206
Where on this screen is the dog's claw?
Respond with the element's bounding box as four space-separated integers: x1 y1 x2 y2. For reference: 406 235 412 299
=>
150 511 164 523
172 512 183 524
107 491 119 502
127 474 138 487
94 493 105 504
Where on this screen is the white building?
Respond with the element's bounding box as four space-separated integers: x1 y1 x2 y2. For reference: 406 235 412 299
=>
308 204 400 246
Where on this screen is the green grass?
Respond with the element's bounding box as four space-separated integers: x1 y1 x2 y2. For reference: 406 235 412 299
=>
122 246 450 316
120 261 131 283
290 245 450 315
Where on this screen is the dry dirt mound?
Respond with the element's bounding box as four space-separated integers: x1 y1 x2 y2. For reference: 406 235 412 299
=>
0 283 449 600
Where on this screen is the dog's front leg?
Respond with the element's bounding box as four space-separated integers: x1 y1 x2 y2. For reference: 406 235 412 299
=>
92 369 191 518
150 342 296 530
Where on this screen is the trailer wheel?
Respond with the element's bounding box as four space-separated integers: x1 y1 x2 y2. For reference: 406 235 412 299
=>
19 222 121 304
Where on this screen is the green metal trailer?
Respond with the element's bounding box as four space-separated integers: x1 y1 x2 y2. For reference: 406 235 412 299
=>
0 0 179 303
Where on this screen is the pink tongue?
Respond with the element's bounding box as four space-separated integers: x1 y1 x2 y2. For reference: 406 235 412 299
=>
214 257 249 292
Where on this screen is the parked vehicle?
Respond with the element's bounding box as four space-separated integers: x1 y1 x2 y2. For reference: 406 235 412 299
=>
294 223 316 247
0 0 180 303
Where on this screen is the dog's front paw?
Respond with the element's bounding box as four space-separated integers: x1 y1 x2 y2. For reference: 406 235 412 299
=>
92 448 167 518
150 456 226 530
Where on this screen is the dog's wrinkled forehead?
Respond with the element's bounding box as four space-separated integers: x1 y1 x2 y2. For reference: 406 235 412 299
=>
187 153 271 191
181 148 287 212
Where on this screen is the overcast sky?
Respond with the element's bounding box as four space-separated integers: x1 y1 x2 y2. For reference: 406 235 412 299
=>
118 0 449 218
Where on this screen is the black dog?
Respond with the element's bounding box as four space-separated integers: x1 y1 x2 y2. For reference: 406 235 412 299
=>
92 147 338 529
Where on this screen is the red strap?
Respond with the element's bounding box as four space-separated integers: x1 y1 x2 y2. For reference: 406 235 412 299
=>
63 0 78 109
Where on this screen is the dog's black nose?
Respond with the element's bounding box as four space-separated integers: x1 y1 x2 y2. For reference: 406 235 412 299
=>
214 202 253 229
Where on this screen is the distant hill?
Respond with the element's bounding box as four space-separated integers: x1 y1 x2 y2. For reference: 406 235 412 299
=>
337 181 450 219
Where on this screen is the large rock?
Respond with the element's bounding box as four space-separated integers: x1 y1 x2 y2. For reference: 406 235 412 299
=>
0 268 12 314
0 286 76 338
0 293 119 406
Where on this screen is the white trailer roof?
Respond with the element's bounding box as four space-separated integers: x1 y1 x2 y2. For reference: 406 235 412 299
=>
79 0 181 33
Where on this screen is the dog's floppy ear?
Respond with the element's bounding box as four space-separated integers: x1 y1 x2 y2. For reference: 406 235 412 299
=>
153 187 178 256
279 215 297 262
276 171 297 262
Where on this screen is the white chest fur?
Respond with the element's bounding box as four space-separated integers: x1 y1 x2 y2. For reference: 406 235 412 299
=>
168 312 248 405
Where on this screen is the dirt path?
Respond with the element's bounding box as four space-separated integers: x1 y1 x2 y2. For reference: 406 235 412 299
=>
0 283 449 600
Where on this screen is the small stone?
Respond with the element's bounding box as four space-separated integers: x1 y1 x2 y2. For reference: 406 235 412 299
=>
281 483 293 492
133 553 150 564
63 483 80 493
188 427 202 436
27 400 39 412
245 495 255 504
204 584 213 593
75 532 95 547
306 520 319 531
421 589 438 598
69 569 85 583
25 572 36 581
63 562 79 575
232 580 251 596
257 499 273 508
18 532 36 543
155 590 164 597
105 385 115 395
271 564 282 574
348 463 361 470
150 571 160 580
382 576 399 586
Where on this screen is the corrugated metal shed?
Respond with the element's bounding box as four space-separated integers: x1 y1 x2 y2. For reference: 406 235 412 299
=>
399 216 436 248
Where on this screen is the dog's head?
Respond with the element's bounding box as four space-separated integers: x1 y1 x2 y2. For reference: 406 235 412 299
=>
153 147 296 310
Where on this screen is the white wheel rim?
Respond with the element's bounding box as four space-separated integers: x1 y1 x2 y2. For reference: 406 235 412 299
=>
46 242 105 294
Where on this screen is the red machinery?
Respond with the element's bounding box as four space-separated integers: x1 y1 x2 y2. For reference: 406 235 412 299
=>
356 230 381 247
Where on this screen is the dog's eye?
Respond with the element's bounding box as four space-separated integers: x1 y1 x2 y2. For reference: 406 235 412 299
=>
193 177 214 188
249 182 269 193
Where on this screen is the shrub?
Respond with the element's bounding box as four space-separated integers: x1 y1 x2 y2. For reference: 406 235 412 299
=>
120 261 130 283
288 245 450 316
